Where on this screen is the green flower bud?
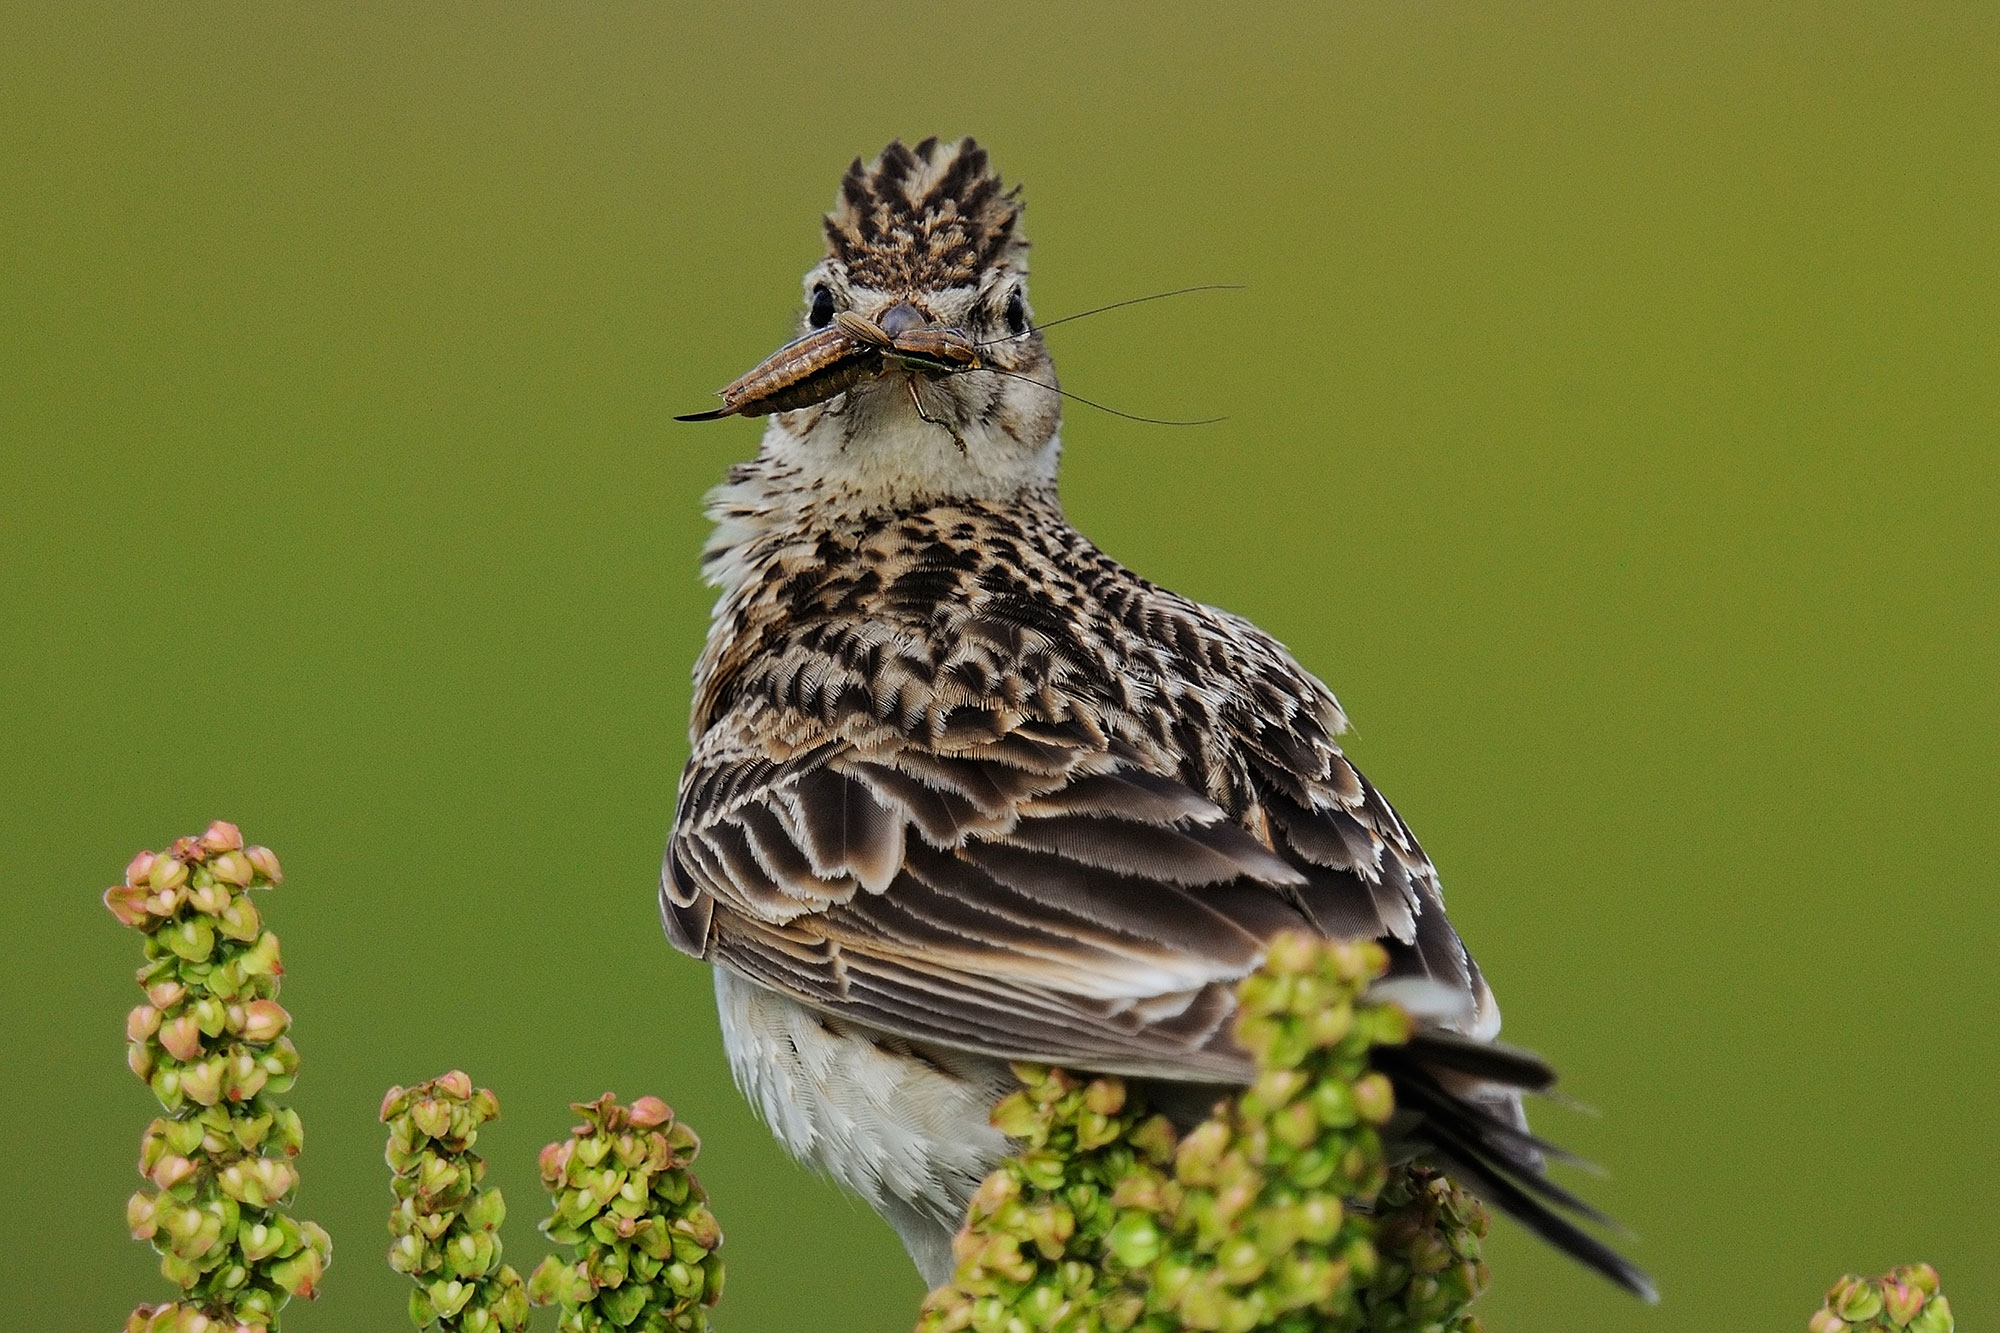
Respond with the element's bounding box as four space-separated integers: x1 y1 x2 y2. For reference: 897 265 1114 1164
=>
445 1229 499 1279
215 896 261 942
268 1245 324 1298
1834 1277 1884 1323
1351 1072 1395 1126
164 918 217 963
239 1221 287 1264
186 879 232 917
1911 1295 1954 1333
236 932 281 979
149 1064 185 1111
463 1185 507 1232
149 856 190 893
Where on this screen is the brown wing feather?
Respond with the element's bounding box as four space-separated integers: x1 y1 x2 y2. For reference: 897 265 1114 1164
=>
663 715 1482 1080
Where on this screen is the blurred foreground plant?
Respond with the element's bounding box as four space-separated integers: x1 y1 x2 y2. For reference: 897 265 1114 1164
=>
918 933 1479 1333
382 1071 530 1332
101 828 1945 1331
106 822 331 1333
526 1092 726 1332
1809 1264 1953 1333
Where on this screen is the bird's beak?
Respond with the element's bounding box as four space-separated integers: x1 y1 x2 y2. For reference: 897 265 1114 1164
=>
673 298 977 424
876 300 929 339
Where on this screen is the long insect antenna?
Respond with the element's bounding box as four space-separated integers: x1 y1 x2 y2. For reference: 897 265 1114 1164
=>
975 284 1243 348
975 364 1224 427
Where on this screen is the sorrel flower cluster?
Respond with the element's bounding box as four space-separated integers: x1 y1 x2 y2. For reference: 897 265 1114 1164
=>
527 1092 726 1332
918 933 1487 1333
382 1070 532 1332
107 822 330 1333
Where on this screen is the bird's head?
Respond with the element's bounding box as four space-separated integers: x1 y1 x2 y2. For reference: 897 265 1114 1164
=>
702 138 1063 511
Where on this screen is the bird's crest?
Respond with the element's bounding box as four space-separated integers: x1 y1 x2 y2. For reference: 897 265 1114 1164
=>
824 138 1026 290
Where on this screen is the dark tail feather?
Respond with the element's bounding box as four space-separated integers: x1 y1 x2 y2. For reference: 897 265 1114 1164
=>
675 406 736 422
1373 1046 1659 1303
1381 1056 1597 1175
1400 1029 1558 1092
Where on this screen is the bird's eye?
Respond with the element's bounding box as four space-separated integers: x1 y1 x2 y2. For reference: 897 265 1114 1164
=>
1004 288 1029 336
808 284 836 329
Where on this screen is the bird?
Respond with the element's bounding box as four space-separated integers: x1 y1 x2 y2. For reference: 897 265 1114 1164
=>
662 136 1653 1302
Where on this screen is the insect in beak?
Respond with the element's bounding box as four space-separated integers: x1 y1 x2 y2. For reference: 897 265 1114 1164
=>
675 308 981 425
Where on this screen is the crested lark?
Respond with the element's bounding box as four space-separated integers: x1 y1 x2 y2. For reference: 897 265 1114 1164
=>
664 137 1652 1300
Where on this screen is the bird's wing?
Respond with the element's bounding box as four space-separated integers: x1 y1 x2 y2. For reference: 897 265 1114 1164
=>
663 703 1490 1081
664 675 1657 1301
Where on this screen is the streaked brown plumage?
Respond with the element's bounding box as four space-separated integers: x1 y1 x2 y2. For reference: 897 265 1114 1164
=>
665 137 1653 1300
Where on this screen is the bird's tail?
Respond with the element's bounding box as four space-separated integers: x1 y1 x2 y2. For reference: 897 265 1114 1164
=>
1373 1031 1659 1303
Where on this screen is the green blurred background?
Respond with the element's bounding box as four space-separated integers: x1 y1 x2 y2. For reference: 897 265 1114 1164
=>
3 3 1994 1329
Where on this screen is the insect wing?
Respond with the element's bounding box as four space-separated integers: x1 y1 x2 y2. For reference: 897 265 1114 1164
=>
886 327 979 376
676 325 884 421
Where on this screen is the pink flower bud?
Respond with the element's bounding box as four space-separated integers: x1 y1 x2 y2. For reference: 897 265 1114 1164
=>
128 1004 163 1042
252 1157 298 1200
237 999 290 1044
179 1057 226 1106
150 1154 198 1190
1883 1282 1925 1327
186 880 231 916
125 850 158 887
128 1041 155 1081
127 1190 160 1238
435 1069 473 1100
1276 931 1328 976
198 821 244 854
244 845 283 883
628 1096 674 1127
158 1014 203 1062
104 884 152 927
411 1098 453 1139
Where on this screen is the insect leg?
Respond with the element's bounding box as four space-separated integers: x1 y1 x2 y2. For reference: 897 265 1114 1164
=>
905 378 967 452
